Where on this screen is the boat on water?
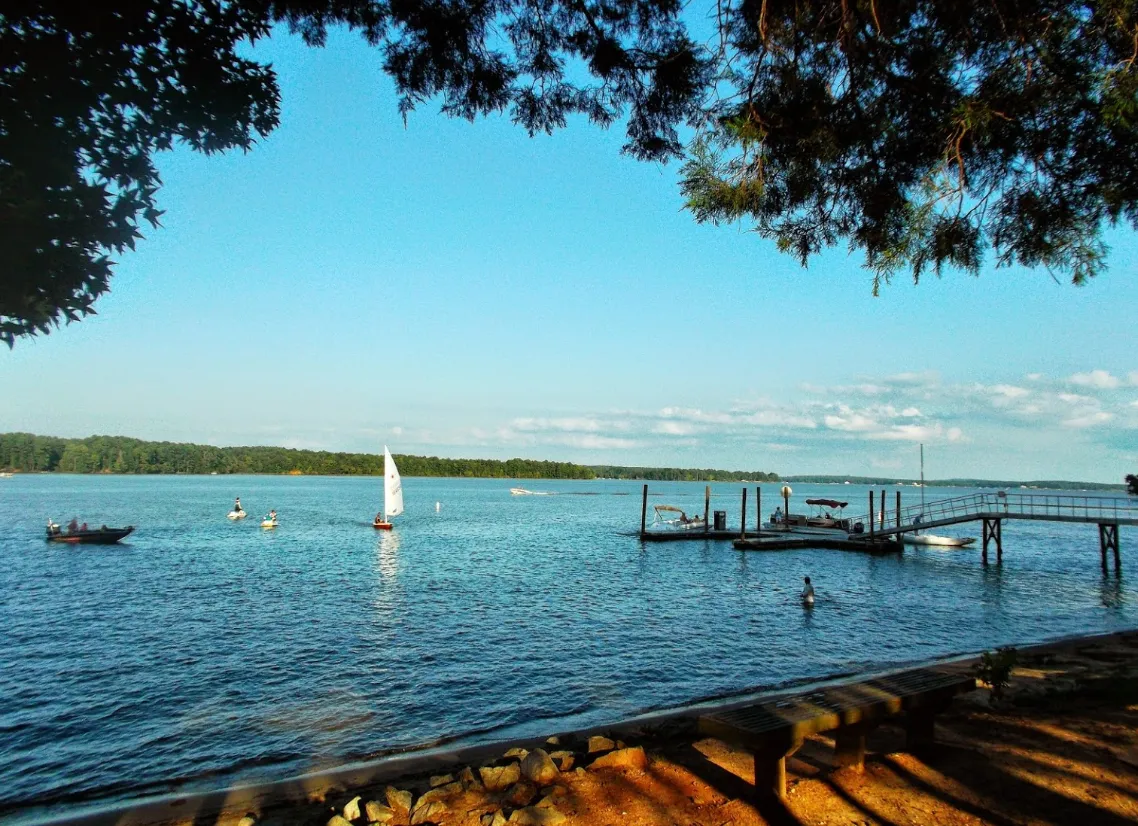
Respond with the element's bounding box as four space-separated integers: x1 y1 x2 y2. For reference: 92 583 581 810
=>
907 444 976 549
46 522 134 544
650 504 706 531
767 498 864 537
510 487 553 495
373 446 404 530
227 509 247 520
0 472 13 478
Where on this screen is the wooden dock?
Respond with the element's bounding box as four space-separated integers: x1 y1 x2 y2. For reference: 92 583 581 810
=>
734 535 902 554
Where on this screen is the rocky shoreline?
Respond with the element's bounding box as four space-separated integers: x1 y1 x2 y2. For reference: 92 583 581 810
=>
25 628 1138 826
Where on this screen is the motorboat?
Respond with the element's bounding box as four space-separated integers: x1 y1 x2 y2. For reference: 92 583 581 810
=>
510 487 552 495
46 522 134 544
767 499 864 537
650 504 707 531
227 509 247 520
261 518 278 529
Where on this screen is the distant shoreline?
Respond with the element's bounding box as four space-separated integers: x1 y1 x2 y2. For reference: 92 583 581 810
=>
0 432 1126 490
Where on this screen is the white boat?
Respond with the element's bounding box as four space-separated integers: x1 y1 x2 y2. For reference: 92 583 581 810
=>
909 444 976 548
261 519 277 529
373 446 404 530
227 510 247 520
650 504 706 531
902 533 976 547
510 487 552 495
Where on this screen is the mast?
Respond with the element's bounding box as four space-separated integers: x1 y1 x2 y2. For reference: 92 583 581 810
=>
920 443 926 514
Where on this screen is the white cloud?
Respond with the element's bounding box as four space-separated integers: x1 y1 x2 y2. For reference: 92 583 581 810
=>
652 420 698 436
1058 392 1094 404
1130 372 1138 386
391 426 403 435
1070 370 1122 389
1025 373 1043 381
1062 411 1113 428
901 407 922 417
512 417 606 433
991 384 1030 399
824 413 878 432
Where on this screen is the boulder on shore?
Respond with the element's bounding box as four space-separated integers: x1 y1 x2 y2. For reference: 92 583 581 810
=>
589 745 648 771
480 812 508 826
587 735 615 753
479 763 521 791
409 799 447 826
520 749 560 785
507 807 566 825
364 801 395 824
429 774 454 788
327 816 353 826
343 796 362 821
384 787 413 815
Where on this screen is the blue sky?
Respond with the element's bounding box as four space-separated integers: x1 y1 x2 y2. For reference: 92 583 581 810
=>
2 28 1136 482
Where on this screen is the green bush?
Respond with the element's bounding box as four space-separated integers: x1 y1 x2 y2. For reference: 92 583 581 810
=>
975 647 1019 705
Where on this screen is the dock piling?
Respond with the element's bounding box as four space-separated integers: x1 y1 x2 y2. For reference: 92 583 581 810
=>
640 484 648 538
1099 523 1120 573
704 485 710 534
896 491 901 528
869 491 875 538
756 487 762 532
741 487 748 540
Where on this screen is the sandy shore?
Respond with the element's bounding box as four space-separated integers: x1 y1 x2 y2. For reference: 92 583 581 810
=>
34 630 1138 826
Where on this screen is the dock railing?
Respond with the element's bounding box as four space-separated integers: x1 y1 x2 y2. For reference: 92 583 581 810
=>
849 491 1138 536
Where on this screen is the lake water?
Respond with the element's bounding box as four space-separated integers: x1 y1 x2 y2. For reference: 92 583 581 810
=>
0 474 1134 821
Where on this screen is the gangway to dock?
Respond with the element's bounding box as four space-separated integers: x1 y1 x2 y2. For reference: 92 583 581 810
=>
848 491 1136 568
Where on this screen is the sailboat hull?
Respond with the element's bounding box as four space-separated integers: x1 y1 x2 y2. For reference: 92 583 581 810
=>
373 522 393 530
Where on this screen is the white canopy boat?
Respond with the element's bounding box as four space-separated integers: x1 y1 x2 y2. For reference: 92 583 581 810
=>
766 498 865 537
373 446 404 530
651 504 706 531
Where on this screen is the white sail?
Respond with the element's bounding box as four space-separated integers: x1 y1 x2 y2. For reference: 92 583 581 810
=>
383 445 404 519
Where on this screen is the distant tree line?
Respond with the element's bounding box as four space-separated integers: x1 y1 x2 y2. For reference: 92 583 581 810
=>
1127 474 1138 496
784 474 1125 491
0 433 596 478
592 465 779 482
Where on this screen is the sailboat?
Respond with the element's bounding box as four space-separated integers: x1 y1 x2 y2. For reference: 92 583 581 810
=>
373 446 404 530
902 444 976 548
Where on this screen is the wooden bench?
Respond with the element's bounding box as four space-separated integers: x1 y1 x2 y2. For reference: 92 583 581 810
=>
698 667 975 800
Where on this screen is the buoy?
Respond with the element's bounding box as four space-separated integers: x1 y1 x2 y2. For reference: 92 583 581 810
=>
435 501 441 512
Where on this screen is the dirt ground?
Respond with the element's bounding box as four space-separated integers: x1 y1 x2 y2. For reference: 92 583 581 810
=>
252 632 1138 826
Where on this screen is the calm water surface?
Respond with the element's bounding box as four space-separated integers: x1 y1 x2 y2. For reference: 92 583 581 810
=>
0 475 1134 820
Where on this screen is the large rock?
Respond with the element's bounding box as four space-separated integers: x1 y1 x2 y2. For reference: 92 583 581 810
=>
343 796 362 821
409 800 447 826
479 763 521 791
503 780 538 808
544 736 561 747
548 751 574 772
519 749 559 785
237 817 256 826
364 802 395 824
415 782 463 808
587 736 615 753
507 807 566 825
480 813 508 826
589 746 648 771
385 787 413 815
503 747 529 760
458 766 481 789
429 774 454 788
327 816 353 826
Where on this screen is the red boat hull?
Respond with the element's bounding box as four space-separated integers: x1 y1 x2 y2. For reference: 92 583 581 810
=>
373 522 393 530
46 526 134 544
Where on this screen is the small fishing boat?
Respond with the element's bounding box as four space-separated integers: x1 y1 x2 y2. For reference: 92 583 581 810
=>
509 487 552 495
261 518 278 529
373 446 404 530
651 505 706 531
46 523 134 544
227 510 247 520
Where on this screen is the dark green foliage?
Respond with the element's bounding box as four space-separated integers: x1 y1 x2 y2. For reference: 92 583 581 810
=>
1 1 708 345
1127 474 1138 495
680 0 1138 290
0 432 598 477
975 646 1019 705
591 465 779 482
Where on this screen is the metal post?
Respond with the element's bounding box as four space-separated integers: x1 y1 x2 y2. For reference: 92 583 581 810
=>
741 487 747 540
640 484 648 537
896 491 901 528
704 485 710 533
756 487 762 532
880 489 886 529
870 491 875 538
996 518 1003 563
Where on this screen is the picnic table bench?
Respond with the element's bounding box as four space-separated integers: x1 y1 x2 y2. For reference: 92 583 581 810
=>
698 666 976 800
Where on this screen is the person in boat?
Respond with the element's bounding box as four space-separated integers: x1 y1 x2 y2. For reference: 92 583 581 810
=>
773 506 783 524
374 512 384 526
801 576 815 605
234 497 243 513
267 509 277 523
80 522 88 531
67 516 79 533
